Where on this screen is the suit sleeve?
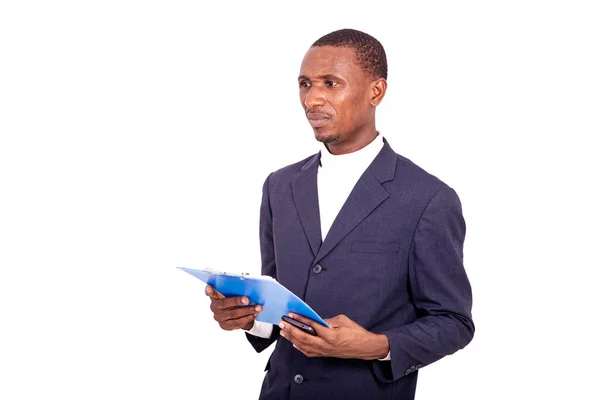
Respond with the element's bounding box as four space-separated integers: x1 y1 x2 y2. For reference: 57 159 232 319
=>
245 173 281 352
372 186 475 382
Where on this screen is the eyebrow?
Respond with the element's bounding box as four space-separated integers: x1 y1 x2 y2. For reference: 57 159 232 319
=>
298 74 344 81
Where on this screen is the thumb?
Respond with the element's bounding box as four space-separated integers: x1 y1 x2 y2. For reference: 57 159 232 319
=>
325 314 350 328
205 285 225 299
324 317 341 328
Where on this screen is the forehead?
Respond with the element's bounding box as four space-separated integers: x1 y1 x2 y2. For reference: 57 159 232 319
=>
299 46 365 79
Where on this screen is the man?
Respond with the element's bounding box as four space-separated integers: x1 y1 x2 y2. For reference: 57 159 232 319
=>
206 28 474 399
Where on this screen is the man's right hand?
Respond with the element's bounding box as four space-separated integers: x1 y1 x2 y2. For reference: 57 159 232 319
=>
205 285 262 331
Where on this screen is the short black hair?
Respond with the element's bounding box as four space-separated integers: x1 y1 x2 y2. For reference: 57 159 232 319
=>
311 28 388 80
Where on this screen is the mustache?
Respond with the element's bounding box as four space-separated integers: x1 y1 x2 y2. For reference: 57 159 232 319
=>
306 110 332 118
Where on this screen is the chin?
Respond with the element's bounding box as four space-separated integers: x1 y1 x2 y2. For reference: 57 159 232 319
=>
314 130 339 144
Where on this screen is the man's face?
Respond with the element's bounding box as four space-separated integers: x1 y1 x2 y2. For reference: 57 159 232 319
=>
298 46 375 146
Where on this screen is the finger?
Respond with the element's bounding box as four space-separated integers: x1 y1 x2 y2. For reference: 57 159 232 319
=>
292 343 317 358
214 295 251 310
287 313 313 325
218 304 262 322
288 313 330 337
205 285 225 300
279 320 320 347
221 313 257 331
210 297 254 314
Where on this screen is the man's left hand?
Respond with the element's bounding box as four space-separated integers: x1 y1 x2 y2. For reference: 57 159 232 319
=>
279 313 390 360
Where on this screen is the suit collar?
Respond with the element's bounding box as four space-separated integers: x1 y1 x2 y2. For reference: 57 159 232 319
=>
368 137 397 184
314 139 397 264
293 154 322 256
292 138 398 262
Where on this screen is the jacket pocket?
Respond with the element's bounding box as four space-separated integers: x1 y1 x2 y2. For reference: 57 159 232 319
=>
351 242 400 254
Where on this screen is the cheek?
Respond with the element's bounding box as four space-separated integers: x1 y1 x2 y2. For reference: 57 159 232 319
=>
339 101 365 127
349 93 371 121
332 94 356 123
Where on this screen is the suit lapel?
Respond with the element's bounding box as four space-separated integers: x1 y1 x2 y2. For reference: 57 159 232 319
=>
291 154 322 257
313 140 398 265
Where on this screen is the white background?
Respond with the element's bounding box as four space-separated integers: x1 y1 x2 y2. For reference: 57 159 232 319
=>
1 1 599 399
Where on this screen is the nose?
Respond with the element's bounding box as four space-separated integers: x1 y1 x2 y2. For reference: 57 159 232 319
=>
303 87 326 109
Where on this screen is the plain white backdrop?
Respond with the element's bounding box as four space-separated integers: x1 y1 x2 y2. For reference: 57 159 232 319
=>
1 1 599 399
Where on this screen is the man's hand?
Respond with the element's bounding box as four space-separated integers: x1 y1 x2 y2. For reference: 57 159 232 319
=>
205 285 262 331
279 313 390 360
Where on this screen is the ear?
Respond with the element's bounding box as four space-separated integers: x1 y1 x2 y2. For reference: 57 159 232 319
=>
369 78 387 107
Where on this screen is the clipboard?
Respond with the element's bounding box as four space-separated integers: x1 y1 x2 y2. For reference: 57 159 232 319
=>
178 267 329 327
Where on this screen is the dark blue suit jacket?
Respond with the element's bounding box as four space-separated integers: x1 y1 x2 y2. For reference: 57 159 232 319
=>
247 139 474 400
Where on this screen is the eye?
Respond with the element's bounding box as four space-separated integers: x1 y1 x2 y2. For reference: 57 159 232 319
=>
299 80 310 88
325 80 337 87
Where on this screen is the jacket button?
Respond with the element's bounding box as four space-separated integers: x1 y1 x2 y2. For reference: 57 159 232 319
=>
416 364 423 370
293 374 304 384
404 368 411 376
312 264 323 274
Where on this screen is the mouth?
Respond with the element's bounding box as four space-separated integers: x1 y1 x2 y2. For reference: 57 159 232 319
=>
307 113 330 128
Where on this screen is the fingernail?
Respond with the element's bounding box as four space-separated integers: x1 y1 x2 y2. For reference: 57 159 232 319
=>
279 322 285 330
255 306 262 312
288 313 294 318
241 297 248 305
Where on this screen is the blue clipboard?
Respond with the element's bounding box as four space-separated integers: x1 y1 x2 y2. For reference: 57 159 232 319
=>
178 267 329 327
